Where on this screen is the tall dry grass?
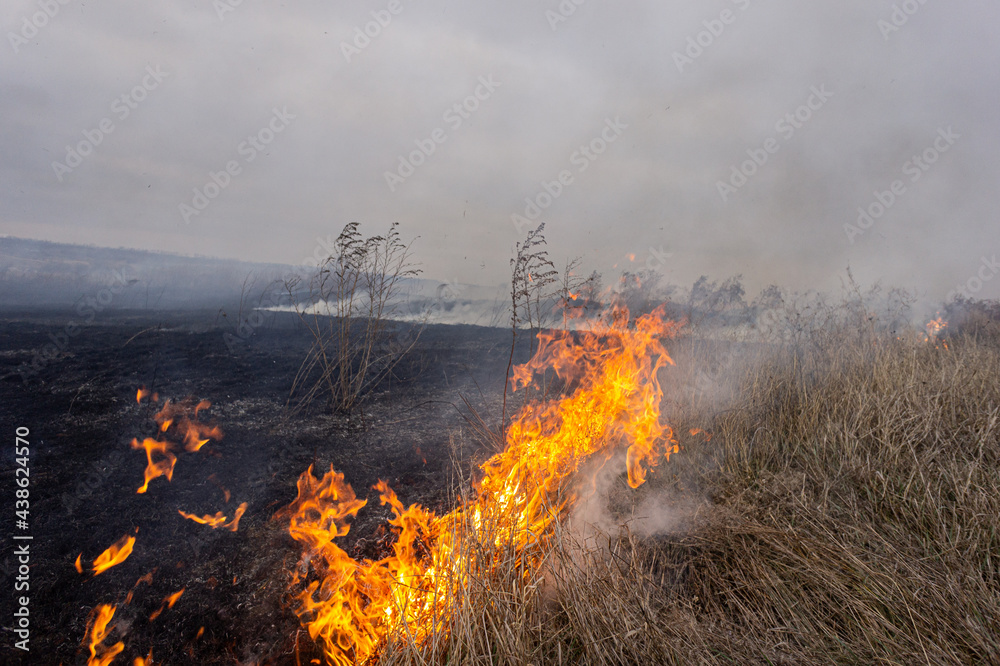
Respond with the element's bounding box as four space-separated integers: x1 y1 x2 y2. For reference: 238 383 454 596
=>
371 307 1000 665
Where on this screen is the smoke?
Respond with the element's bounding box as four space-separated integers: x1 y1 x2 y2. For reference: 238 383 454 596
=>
2 2 998 301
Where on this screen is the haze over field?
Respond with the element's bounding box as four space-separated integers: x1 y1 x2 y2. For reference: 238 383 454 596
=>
2 1 998 302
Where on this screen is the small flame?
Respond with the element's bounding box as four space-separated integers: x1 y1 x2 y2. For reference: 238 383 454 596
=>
92 534 136 576
75 553 84 573
178 502 247 532
153 399 222 453
149 589 184 621
84 604 124 666
133 650 153 666
136 387 149 404
925 315 948 343
125 571 155 605
131 438 177 494
129 395 221 493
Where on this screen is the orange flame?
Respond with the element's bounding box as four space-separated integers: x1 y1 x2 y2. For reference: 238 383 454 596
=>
131 438 176 494
92 534 136 576
178 502 247 532
129 396 221 493
277 306 679 664
153 399 223 452
84 604 124 666
925 315 948 345
133 651 153 666
149 589 184 621
136 387 149 404
125 571 155 605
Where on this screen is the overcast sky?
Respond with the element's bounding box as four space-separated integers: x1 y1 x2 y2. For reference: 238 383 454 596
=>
2 0 998 301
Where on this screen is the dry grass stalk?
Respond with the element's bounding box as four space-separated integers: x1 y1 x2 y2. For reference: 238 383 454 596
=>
366 303 1000 665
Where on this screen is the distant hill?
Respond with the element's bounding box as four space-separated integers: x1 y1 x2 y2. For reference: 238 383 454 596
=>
0 237 507 324
0 236 301 310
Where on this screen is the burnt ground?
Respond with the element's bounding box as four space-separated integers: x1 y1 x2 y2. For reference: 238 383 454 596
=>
0 309 531 665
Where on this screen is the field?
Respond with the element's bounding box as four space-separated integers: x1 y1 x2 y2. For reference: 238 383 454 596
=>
0 300 998 665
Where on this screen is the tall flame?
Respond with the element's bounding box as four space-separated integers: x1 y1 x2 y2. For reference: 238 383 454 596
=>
84 604 124 666
277 306 679 664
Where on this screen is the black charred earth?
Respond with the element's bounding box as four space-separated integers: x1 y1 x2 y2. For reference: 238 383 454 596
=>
0 307 526 665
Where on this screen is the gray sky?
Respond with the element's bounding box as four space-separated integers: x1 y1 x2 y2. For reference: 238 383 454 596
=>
2 0 998 301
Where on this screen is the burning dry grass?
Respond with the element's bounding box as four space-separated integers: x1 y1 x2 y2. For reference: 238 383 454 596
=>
365 318 1000 665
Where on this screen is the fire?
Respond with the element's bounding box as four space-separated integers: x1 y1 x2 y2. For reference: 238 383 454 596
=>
149 589 185 621
131 438 176 494
84 604 124 666
923 315 950 349
178 502 247 531
925 315 948 341
92 533 136 576
130 397 222 493
153 398 222 452
125 571 155 605
277 306 679 664
77 391 230 663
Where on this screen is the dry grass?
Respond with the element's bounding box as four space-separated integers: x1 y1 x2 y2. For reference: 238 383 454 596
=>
370 307 1000 665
